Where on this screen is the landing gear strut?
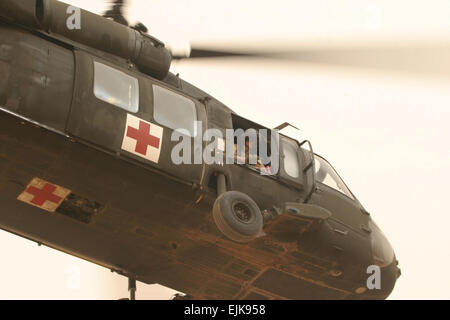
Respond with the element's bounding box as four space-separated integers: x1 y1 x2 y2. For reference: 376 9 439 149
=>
128 278 136 300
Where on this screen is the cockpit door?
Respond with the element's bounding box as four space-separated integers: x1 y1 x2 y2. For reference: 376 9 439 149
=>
67 51 137 153
142 82 206 185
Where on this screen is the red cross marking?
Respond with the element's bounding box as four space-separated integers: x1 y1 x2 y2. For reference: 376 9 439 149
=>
126 121 161 155
25 183 63 206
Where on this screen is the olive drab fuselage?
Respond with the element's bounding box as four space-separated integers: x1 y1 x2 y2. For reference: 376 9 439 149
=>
0 0 400 299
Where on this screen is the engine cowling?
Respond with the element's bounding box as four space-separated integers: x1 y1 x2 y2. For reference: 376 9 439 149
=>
0 0 172 80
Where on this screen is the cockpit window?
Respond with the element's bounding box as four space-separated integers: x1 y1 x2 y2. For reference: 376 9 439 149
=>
314 155 355 200
282 138 300 178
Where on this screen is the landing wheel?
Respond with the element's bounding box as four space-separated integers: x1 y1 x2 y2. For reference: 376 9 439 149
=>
213 191 263 243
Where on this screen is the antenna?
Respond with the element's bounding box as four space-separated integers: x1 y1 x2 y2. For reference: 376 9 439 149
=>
273 122 300 131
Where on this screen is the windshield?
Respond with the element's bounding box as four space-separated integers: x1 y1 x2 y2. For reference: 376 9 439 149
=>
314 155 355 200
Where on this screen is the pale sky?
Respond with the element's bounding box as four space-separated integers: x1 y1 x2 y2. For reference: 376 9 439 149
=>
1 0 449 299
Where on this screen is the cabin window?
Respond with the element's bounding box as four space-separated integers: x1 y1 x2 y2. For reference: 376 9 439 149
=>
153 85 197 137
93 62 139 113
282 138 300 178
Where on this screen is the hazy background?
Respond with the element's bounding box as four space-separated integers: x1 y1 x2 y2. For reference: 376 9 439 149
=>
1 0 449 299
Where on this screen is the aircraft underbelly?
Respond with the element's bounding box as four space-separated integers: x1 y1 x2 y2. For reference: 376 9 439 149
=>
0 111 368 299
0 110 235 296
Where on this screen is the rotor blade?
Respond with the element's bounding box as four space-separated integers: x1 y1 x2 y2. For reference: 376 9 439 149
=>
173 45 450 76
172 48 256 59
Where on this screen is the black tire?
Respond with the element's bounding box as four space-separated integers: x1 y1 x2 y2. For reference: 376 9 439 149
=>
212 191 263 243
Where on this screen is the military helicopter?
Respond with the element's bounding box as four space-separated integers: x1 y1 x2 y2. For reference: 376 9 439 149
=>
0 0 402 300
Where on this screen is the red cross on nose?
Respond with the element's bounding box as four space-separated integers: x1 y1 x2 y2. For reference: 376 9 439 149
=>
25 183 63 206
126 121 161 156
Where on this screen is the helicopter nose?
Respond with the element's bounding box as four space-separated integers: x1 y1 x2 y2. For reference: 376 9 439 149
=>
378 257 401 298
368 219 395 268
365 219 400 298
357 256 400 299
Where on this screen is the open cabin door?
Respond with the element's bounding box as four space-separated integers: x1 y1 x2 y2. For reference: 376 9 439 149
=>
67 50 205 185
